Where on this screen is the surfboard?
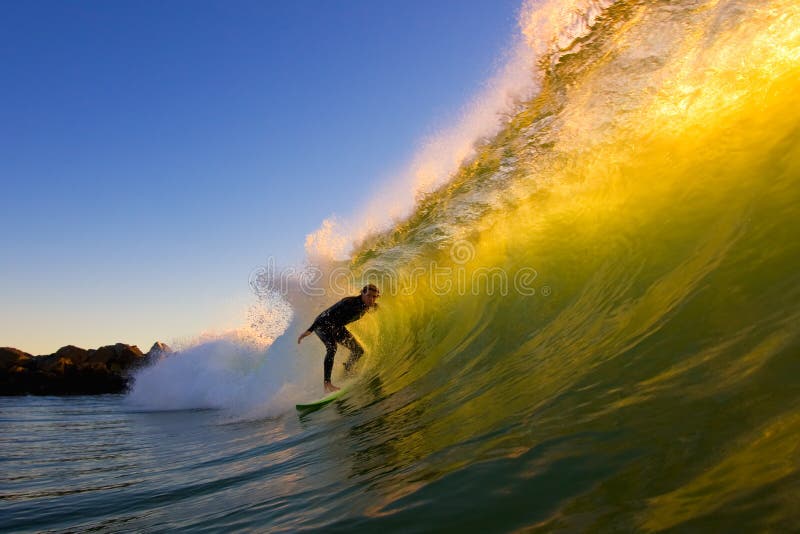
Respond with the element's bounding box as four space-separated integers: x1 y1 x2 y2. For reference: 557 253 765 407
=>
295 386 349 413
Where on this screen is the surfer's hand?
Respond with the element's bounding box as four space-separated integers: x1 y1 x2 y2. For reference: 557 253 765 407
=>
297 330 311 344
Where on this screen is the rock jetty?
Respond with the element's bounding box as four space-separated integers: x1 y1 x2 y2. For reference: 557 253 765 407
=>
0 342 171 395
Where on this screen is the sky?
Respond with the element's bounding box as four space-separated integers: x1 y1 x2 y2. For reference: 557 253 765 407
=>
1 0 524 355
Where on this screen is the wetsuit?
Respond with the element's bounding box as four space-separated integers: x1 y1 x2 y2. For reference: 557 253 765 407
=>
305 296 374 382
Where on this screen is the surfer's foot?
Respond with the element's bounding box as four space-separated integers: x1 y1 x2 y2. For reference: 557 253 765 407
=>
324 381 340 393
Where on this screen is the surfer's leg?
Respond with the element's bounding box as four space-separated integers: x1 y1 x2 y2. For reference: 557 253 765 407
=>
339 329 364 375
315 329 338 385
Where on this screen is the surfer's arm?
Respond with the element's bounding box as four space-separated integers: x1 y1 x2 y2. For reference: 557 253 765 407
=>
297 330 313 344
304 300 342 334
301 314 324 341
298 312 326 343
298 297 352 344
306 315 323 334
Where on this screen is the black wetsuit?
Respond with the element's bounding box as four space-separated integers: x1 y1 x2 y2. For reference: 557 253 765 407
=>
305 296 374 382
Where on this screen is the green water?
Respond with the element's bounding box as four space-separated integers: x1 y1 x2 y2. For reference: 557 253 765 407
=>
339 0 800 529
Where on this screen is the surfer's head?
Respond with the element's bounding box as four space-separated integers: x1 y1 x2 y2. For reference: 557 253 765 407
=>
360 284 380 307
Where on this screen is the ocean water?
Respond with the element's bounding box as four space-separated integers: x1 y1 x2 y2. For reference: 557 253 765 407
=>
3 0 800 531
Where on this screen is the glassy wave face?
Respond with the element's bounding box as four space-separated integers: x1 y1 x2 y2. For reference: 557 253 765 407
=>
334 0 800 530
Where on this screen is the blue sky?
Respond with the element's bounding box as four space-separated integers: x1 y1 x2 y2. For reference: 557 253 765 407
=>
1 0 523 354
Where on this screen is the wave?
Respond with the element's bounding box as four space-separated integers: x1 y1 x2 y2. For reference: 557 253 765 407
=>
128 0 800 528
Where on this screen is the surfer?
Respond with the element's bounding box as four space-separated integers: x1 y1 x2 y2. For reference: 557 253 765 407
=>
297 284 380 392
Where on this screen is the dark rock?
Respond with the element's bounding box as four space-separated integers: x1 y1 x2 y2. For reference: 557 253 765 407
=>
146 341 172 358
86 343 145 371
0 347 32 369
54 345 90 366
143 341 173 366
0 341 168 396
36 354 70 373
